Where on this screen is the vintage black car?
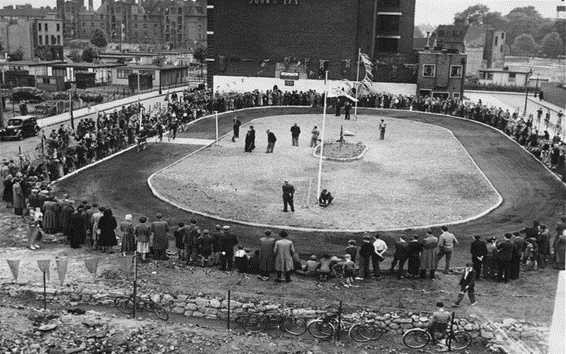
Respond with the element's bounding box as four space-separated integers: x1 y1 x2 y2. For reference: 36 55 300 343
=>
0 116 40 140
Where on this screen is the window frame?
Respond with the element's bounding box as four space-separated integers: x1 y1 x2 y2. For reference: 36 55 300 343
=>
449 65 463 78
422 64 436 78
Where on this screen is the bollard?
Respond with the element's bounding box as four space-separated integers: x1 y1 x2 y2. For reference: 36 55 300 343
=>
227 290 231 330
43 272 47 310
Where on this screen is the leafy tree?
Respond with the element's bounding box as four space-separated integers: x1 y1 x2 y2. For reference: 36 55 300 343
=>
504 6 544 44
152 55 167 67
193 45 207 65
90 29 108 48
81 47 98 63
413 26 426 38
511 34 538 56
67 49 82 62
454 4 490 25
540 32 565 58
482 12 507 30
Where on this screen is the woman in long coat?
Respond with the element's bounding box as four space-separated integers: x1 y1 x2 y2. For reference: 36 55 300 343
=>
3 175 13 208
420 230 439 279
97 208 118 253
67 208 86 249
273 230 295 282
120 214 136 255
259 230 276 278
12 179 25 215
407 235 423 279
42 197 58 234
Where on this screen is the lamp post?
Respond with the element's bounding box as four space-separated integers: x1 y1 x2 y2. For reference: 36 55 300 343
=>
523 68 533 117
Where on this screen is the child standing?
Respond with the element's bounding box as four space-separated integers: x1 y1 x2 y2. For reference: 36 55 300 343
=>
345 240 358 263
135 217 151 262
342 254 355 287
318 254 332 281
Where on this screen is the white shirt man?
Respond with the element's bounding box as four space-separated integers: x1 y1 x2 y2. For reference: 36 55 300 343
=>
372 235 388 278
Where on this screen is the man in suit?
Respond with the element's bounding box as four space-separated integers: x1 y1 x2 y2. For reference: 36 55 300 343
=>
453 262 477 307
219 225 238 271
496 233 516 282
282 180 295 212
390 236 408 279
273 230 295 283
470 235 487 280
266 130 277 153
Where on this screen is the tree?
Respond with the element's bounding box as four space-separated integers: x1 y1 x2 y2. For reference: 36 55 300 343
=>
511 34 538 56
413 26 426 38
34 47 53 61
90 29 108 48
482 12 507 31
152 55 167 67
67 49 82 62
454 4 490 25
504 6 544 44
540 32 565 58
81 47 98 63
193 45 207 81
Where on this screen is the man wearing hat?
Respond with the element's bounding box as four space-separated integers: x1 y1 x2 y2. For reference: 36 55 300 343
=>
483 237 498 279
273 230 295 283
496 233 516 283
470 235 487 280
219 225 238 271
356 235 374 280
282 180 295 212
259 230 276 280
150 213 170 261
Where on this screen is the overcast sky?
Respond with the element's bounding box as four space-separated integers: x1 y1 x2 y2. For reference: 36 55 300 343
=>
3 0 565 27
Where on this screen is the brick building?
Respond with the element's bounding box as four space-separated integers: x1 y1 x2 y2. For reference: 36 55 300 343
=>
0 17 64 61
207 0 417 89
417 49 466 99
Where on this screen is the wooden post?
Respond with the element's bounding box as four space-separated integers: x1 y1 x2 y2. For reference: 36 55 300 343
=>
227 290 231 330
43 272 47 311
133 255 137 319
336 301 343 342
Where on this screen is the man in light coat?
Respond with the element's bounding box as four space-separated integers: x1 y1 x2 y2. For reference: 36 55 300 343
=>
273 230 295 283
259 229 276 280
150 213 170 261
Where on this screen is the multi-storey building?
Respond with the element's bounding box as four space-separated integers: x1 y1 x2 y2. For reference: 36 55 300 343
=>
207 0 417 89
417 49 466 99
0 17 64 60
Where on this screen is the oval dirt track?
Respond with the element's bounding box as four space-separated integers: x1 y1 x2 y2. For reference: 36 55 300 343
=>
53 107 566 256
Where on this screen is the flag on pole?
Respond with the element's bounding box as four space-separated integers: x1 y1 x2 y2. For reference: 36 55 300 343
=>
56 259 68 286
7 260 20 282
84 258 101 280
119 256 134 278
37 259 51 282
359 52 374 89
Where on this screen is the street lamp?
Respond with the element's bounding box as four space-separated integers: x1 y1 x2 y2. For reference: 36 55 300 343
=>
523 68 533 117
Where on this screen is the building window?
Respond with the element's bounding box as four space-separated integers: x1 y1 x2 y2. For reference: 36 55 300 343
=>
42 78 51 84
500 45 503 52
501 33 505 39
376 38 399 52
377 15 400 31
379 0 400 8
495 37 498 46
38 36 43 45
38 23 42 32
57 23 60 32
45 23 48 31
83 22 86 28
117 69 133 79
453 93 460 98
45 35 49 45
450 65 463 78
57 35 61 44
422 64 435 77
508 73 516 82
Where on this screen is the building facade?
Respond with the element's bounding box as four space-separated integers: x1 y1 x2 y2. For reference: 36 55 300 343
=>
478 68 531 87
417 50 466 99
207 0 417 89
0 17 64 60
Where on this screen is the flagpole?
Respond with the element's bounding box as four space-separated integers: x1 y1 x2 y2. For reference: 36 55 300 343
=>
316 70 329 203
354 48 361 119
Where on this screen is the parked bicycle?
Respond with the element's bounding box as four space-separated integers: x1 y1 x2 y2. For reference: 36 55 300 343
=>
114 293 169 321
306 311 384 342
403 326 472 350
235 308 307 335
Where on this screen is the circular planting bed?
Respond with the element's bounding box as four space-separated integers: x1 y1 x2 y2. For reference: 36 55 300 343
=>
314 141 367 161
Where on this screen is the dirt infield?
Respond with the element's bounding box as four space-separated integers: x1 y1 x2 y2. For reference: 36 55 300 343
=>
150 115 500 230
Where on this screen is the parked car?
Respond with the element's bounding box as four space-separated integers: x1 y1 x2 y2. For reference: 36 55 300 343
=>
0 116 40 140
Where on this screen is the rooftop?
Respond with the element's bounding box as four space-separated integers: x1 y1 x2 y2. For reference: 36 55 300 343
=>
479 68 531 74
0 60 65 67
52 62 126 69
122 64 189 70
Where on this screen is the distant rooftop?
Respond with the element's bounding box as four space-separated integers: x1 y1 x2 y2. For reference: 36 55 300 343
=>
52 62 126 69
479 68 531 74
0 60 65 67
0 4 55 18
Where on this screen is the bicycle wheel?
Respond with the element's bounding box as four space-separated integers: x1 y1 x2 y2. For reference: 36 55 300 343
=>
114 296 134 315
349 323 384 342
403 328 430 349
307 319 335 340
281 317 307 336
449 331 473 350
242 314 266 333
150 302 169 321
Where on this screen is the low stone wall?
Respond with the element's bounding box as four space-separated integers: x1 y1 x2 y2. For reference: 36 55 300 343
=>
1 284 550 353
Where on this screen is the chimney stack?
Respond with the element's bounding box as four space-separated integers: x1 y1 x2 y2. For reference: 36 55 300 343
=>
88 0 93 10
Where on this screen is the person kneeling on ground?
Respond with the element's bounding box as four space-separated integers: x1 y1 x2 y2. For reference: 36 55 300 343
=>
427 302 452 343
296 255 320 277
319 189 334 207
